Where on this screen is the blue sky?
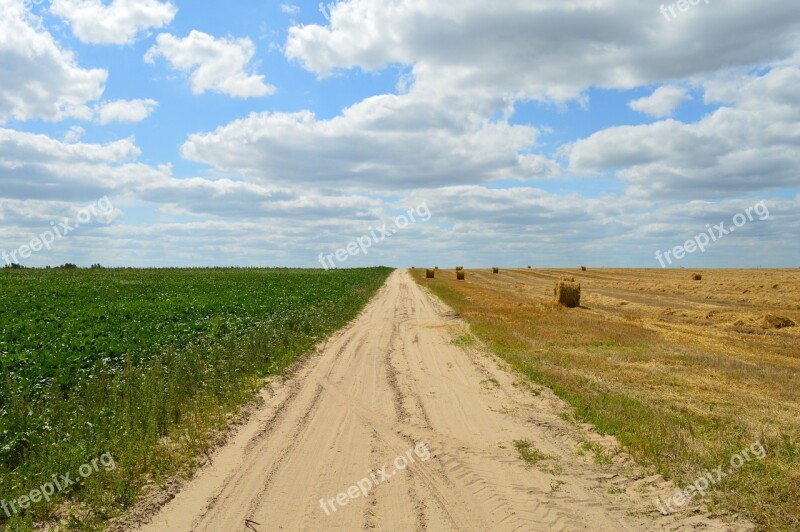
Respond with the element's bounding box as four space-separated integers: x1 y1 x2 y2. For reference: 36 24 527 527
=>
1 0 799 268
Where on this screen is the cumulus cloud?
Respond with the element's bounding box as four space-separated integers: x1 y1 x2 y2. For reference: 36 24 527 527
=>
145 31 275 98
0 127 398 267
50 0 177 45
181 90 559 189
179 0 800 209
0 0 106 123
0 128 146 201
629 86 690 117
0 128 140 164
285 0 800 102
568 66 800 199
95 99 158 124
0 128 383 223
273 0 800 199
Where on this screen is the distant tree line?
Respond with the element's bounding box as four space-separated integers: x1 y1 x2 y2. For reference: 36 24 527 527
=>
2 263 104 270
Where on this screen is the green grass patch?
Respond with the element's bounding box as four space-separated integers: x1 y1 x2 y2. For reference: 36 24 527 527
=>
450 333 476 348
513 439 551 467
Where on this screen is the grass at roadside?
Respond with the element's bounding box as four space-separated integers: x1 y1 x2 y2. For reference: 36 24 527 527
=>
513 440 550 467
411 268 799 531
0 267 391 530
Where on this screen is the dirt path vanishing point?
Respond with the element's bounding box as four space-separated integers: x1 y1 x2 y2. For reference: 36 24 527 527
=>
136 270 750 532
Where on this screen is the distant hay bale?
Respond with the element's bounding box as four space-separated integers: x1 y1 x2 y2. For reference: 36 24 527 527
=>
581 266 587 271
760 314 796 329
435 266 439 270
456 266 464 271
528 266 532 269
426 269 435 279
457 270 466 281
560 275 575 282
411 266 415 269
692 273 703 281
492 267 499 274
554 280 581 308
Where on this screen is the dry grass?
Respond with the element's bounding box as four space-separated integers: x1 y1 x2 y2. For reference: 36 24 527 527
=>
411 267 800 531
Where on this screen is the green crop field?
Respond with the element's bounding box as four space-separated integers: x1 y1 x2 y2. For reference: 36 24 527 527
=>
0 267 391 530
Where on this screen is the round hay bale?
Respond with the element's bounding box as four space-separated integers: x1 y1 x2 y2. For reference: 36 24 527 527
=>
426 269 435 279
456 266 464 271
457 270 466 281
492 267 499 274
692 273 702 281
554 280 581 308
435 266 439 270
581 266 587 271
411 266 415 269
528 266 532 269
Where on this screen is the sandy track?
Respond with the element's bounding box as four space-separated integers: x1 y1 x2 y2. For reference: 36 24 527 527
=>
137 271 747 531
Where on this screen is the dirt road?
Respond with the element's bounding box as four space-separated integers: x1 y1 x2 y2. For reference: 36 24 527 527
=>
137 271 746 531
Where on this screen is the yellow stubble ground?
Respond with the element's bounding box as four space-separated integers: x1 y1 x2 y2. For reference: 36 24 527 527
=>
412 267 799 531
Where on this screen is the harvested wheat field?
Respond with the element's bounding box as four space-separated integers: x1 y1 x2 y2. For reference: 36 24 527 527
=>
412 268 800 531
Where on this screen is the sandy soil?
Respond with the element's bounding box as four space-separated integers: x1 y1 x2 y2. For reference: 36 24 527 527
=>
133 270 750 531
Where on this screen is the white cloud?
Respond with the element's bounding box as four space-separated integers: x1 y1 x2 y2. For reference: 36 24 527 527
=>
0 127 149 205
274 0 800 201
0 128 382 223
1 126 798 268
50 0 177 45
145 31 275 98
281 4 299 15
568 66 800 199
629 86 690 117
95 99 158 124
0 129 140 163
181 90 559 190
285 0 800 102
0 0 106 123
64 126 85 143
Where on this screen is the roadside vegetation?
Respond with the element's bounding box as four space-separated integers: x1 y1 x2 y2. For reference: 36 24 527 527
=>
0 267 391 530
